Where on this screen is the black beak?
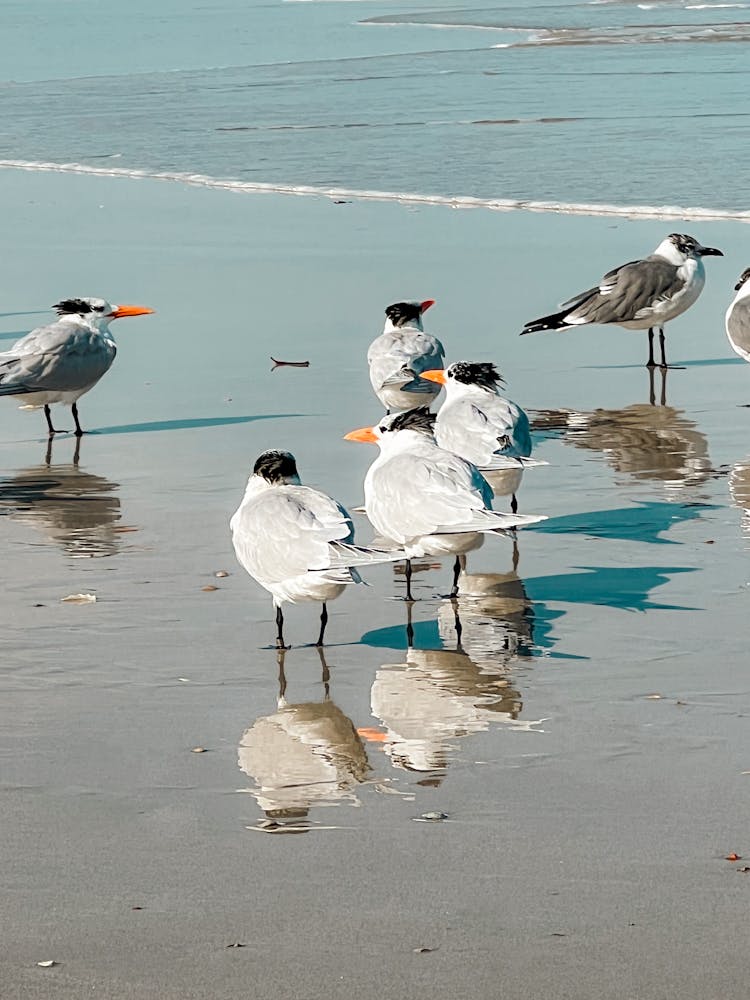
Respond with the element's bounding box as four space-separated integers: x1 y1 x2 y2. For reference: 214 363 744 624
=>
700 246 723 256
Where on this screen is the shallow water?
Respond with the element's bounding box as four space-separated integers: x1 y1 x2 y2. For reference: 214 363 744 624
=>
2 0 749 215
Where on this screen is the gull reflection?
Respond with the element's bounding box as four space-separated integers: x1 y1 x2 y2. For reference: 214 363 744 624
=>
0 450 128 558
729 460 750 536
532 369 711 492
239 649 369 832
364 601 537 777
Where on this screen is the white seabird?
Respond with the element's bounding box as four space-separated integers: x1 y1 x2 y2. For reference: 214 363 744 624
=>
344 407 546 600
367 299 444 413
725 267 750 364
521 233 723 368
0 297 154 436
230 449 404 648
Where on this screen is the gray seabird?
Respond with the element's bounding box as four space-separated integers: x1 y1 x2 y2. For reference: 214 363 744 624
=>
725 267 750 364
521 233 723 368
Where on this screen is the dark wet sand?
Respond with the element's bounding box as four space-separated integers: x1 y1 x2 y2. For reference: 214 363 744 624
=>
2 169 750 998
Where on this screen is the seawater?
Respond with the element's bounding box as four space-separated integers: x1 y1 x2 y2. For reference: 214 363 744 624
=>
1 0 748 216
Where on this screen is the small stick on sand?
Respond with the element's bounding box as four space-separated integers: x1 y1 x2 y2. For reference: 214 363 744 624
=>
271 357 310 371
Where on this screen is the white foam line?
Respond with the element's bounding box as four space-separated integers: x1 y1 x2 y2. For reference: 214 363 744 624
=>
0 158 748 224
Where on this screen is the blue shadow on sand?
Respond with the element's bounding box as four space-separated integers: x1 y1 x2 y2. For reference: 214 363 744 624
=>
530 501 716 546
90 414 306 435
360 564 696 656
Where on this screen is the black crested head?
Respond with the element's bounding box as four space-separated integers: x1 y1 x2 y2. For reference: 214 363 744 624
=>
253 449 299 483
385 301 423 328
385 407 436 435
735 267 750 292
448 361 504 391
53 298 93 315
667 233 699 255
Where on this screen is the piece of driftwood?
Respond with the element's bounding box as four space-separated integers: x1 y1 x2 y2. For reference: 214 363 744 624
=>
270 357 310 371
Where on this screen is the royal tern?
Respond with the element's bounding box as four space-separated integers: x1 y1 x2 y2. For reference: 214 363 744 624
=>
230 449 403 648
521 233 723 368
421 361 546 513
0 297 154 436
344 408 546 600
725 267 750 365
367 299 444 413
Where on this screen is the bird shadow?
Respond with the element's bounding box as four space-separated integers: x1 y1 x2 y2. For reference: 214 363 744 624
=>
84 414 307 436
529 501 716 546
583 358 743 370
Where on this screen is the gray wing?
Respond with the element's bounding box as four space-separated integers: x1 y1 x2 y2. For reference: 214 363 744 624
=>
564 256 683 326
367 330 444 390
436 396 532 466
370 450 495 539
727 298 750 360
231 486 355 584
0 321 115 395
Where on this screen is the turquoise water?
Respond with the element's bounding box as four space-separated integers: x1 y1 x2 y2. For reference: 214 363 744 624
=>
2 0 749 213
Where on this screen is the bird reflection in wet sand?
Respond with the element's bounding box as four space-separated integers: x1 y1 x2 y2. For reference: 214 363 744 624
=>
0 443 129 558
729 460 750 537
363 600 541 778
531 368 711 492
239 648 370 834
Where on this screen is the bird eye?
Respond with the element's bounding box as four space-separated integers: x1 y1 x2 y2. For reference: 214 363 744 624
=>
93 305 104 312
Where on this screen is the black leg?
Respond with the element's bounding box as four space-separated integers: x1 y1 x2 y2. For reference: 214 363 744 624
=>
404 559 414 602
276 648 287 701
275 605 287 649
72 402 83 437
646 327 656 369
44 404 57 436
451 597 463 651
450 556 460 597
659 328 668 370
511 493 518 514
316 602 328 647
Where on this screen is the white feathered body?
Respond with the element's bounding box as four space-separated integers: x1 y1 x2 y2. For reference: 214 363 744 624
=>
362 429 544 559
231 477 363 607
367 322 445 412
0 316 116 408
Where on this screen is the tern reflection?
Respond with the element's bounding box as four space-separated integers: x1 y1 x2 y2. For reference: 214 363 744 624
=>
532 369 711 492
239 649 369 831
729 460 750 536
0 454 127 558
364 601 533 776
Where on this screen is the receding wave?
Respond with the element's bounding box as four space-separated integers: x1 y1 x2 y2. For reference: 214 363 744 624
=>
363 14 750 46
1 158 748 224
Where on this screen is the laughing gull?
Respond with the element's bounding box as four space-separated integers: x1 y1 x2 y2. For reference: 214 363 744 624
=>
725 267 750 364
521 234 723 368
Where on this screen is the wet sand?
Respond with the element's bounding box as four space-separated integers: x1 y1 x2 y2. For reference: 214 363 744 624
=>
2 168 750 999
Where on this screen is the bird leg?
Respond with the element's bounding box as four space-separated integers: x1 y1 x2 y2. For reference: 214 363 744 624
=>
275 605 287 650
276 648 287 701
43 404 67 436
316 646 331 698
404 559 414 602
451 597 464 651
315 602 329 647
450 556 461 597
646 327 656 369
658 328 685 370
72 402 84 437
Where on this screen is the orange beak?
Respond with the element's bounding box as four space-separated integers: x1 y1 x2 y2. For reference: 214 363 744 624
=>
421 368 446 385
111 304 155 319
344 426 378 444
420 299 435 312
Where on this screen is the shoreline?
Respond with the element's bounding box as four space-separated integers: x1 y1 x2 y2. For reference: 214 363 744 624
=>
1 157 748 224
